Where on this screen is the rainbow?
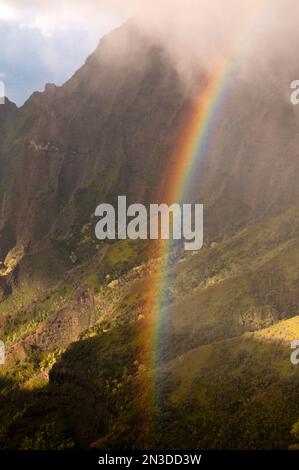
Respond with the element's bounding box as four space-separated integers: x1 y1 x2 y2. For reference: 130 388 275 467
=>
149 60 236 371
137 63 239 435
138 3 270 441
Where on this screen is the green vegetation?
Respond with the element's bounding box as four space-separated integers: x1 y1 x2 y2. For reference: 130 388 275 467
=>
0 245 25 276
1 206 299 449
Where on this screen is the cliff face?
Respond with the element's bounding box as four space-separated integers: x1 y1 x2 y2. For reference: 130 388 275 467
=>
0 22 189 264
1 20 299 270
0 20 299 280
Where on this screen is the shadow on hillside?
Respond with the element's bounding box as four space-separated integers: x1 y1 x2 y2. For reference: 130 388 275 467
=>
1 329 299 450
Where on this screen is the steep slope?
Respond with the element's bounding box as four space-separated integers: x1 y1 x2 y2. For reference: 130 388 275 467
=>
1 206 299 449
0 22 188 264
1 20 299 290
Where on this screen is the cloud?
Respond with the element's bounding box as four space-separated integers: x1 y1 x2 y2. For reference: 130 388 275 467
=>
0 2 17 20
0 0 272 37
2 0 295 70
1 0 299 104
0 1 124 36
1 0 297 60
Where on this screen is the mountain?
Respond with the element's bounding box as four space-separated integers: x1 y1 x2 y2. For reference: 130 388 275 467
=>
0 22 185 259
0 97 17 120
1 20 299 449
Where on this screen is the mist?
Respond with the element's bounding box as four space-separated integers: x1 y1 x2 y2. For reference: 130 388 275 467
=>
2 0 299 100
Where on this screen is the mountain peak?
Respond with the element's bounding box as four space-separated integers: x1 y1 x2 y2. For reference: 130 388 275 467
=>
0 97 17 121
44 83 58 94
0 96 17 109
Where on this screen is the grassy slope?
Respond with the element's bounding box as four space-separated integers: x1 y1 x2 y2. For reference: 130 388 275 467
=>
1 206 299 448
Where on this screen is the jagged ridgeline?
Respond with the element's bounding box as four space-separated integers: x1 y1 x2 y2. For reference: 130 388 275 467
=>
1 20 299 449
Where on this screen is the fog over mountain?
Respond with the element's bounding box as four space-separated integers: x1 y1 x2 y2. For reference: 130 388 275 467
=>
3 0 299 104
1 3 299 261
4 0 299 78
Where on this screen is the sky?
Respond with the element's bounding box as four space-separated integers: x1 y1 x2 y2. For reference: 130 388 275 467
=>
0 1 124 105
